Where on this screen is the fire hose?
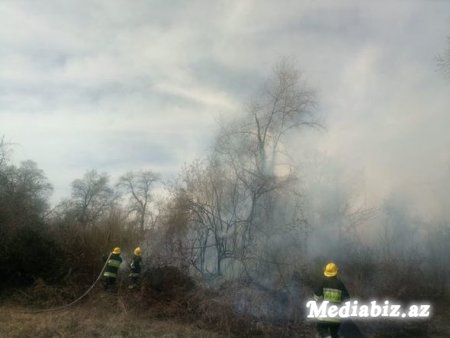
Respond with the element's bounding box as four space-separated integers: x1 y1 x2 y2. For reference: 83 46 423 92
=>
21 252 113 314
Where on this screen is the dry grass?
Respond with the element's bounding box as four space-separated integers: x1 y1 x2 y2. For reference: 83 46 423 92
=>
4 272 447 338
0 284 318 338
0 292 223 338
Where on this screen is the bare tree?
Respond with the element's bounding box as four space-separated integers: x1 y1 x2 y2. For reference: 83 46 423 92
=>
0 159 52 229
436 37 450 79
117 170 160 234
70 170 115 227
215 60 319 254
171 61 319 278
0 136 12 169
151 187 192 270
217 60 318 174
178 159 247 276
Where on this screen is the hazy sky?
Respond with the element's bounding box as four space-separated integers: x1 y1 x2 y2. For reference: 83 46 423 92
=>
1 0 449 208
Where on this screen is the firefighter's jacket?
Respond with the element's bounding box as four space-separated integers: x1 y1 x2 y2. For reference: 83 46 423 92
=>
129 255 142 277
103 253 122 279
314 276 350 322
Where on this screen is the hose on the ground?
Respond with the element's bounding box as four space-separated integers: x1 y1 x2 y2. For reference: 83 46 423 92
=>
22 252 113 314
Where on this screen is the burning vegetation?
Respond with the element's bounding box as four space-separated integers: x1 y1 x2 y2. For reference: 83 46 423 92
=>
1 62 449 337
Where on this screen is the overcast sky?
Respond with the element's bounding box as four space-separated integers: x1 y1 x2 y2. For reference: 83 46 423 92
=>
1 0 449 210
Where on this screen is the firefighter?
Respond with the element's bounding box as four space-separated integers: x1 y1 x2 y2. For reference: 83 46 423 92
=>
128 247 142 289
103 247 122 291
314 262 350 338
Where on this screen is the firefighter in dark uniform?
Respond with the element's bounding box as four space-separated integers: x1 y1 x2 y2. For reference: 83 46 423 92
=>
103 247 122 291
314 262 350 338
128 247 142 289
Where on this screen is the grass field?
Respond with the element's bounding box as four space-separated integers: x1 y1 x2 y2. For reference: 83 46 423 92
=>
1 288 448 337
0 293 222 338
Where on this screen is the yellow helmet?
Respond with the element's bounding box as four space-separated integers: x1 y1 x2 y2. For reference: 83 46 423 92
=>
134 247 142 256
324 262 338 277
112 247 121 255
